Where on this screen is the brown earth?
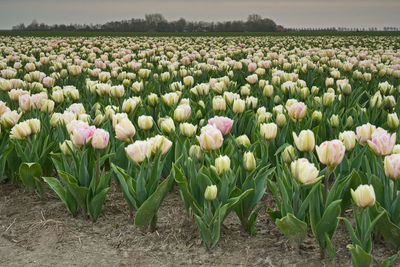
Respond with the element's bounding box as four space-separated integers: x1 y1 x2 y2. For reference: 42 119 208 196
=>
0 182 398 267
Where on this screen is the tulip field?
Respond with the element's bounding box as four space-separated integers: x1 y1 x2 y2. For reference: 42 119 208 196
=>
1 35 400 266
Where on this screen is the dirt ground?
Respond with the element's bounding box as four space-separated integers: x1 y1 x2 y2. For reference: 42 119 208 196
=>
0 182 398 267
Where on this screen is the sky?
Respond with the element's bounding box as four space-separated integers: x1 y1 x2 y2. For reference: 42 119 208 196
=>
1 0 400 29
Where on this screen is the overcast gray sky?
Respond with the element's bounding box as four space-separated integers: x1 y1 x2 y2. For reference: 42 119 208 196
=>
1 0 400 29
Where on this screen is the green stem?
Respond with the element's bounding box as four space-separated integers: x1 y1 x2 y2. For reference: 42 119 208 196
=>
393 180 398 202
96 151 100 182
324 168 333 199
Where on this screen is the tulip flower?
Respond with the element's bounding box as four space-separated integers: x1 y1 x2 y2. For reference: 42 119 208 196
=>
293 130 315 152
197 125 223 151
236 135 251 147
316 140 346 167
384 154 400 181
125 140 152 164
351 185 376 208
356 123 376 145
179 123 197 137
115 118 136 142
138 115 153 130
290 158 320 185
243 152 256 171
367 128 396 156
215 155 231 174
204 185 217 201
339 131 356 151
260 123 278 141
208 116 233 135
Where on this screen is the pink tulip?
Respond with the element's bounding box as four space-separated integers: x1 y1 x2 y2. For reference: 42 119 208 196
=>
91 129 109 149
208 116 233 135
248 62 257 72
316 140 346 167
367 128 396 156
384 154 400 180
71 123 96 147
197 125 224 151
18 94 31 111
287 102 307 121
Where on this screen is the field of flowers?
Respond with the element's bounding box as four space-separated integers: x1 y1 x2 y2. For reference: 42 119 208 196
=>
1 35 400 266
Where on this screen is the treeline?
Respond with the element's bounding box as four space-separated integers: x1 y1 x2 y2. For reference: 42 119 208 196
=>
12 14 278 32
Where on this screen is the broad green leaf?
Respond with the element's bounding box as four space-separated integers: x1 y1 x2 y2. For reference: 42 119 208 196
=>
43 176 78 215
88 187 110 222
111 163 137 210
19 162 43 192
275 213 307 246
58 170 89 210
347 244 373 267
134 175 174 228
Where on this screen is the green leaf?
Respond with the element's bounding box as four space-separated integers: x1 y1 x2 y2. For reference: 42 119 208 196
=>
43 176 78 215
347 244 373 267
275 213 307 246
173 164 202 215
316 200 342 237
111 163 137 210
340 217 362 248
369 203 400 249
88 187 110 222
58 170 89 211
19 162 43 192
134 175 174 228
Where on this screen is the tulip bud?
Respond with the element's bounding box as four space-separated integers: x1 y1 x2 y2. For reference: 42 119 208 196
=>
351 185 375 208
236 135 251 147
59 140 75 156
330 115 340 128
339 131 356 151
263 85 274 97
388 113 399 130
52 90 64 103
356 123 376 145
215 155 231 175
276 114 287 128
232 99 245 114
312 111 323 122
370 91 382 108
282 145 296 163
159 117 175 134
212 96 226 112
243 152 256 171
204 185 217 201
293 130 315 152
384 96 396 109
183 76 194 87
115 118 136 142
322 92 335 106
260 123 278 141
345 116 354 128
179 123 197 137
189 145 202 160
138 115 153 130
147 93 158 107
393 145 400 154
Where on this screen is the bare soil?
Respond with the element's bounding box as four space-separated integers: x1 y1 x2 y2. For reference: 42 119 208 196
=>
0 182 398 267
